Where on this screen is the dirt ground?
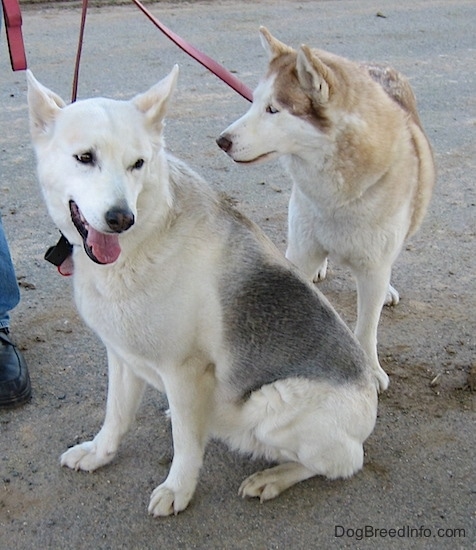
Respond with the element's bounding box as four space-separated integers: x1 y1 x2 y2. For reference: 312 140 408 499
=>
0 1 474 548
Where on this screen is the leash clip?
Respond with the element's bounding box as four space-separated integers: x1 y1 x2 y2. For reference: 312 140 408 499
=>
44 234 73 267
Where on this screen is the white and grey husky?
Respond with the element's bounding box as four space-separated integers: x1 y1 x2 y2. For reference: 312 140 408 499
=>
218 28 435 392
27 67 377 516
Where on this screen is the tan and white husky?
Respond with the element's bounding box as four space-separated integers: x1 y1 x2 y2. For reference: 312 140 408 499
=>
218 27 435 392
27 67 377 516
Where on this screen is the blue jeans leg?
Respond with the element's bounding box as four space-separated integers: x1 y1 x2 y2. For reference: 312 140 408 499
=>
0 213 20 329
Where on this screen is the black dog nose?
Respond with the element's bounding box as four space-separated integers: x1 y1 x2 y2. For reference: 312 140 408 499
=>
105 207 135 233
216 135 232 153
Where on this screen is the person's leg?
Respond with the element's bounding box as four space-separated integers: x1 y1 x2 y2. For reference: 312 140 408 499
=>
0 214 21 327
0 214 31 406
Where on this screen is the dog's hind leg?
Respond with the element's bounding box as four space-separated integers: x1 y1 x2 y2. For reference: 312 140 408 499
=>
239 462 315 502
61 349 145 472
353 267 391 391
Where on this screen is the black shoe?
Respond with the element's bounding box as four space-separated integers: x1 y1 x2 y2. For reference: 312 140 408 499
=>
0 328 31 407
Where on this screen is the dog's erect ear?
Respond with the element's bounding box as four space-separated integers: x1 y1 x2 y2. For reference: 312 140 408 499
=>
26 70 66 142
296 45 335 105
259 26 294 61
133 65 179 131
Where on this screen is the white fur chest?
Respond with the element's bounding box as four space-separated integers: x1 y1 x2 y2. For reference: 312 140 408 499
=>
71 247 211 365
284 157 406 267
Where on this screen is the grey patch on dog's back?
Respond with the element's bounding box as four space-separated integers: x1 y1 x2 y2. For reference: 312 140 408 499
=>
221 252 367 399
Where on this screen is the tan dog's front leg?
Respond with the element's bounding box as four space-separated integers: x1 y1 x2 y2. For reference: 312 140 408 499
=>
285 186 328 282
354 267 392 392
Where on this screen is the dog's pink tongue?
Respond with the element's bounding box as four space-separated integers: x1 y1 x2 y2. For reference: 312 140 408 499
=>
87 227 121 264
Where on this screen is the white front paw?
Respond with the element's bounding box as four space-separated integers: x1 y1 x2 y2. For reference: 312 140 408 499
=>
148 483 194 517
375 366 390 393
312 258 328 282
385 284 400 306
60 441 115 472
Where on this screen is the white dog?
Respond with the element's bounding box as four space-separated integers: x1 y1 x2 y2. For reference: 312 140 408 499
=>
218 28 435 392
27 67 378 516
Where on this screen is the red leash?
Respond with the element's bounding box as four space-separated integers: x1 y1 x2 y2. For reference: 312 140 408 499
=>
71 0 89 102
130 0 253 102
72 0 253 103
1 0 27 71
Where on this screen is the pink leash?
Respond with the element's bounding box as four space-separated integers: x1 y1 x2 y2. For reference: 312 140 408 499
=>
2 0 27 70
72 0 253 103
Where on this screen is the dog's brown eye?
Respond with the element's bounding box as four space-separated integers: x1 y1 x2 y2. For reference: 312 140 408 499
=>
266 105 279 114
131 158 144 170
75 151 95 165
